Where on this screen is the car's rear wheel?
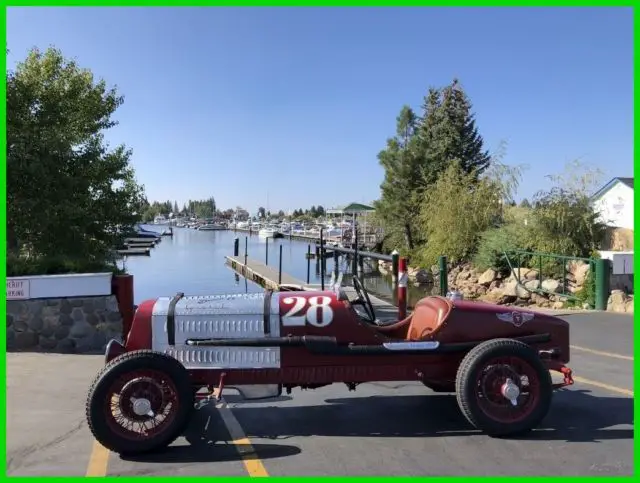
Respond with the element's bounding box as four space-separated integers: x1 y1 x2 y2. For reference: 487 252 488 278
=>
455 338 553 437
86 350 194 454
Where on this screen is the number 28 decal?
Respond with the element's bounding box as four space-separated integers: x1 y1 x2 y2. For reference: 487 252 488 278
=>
281 296 334 327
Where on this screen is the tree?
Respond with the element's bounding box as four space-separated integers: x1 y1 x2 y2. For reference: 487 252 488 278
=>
519 198 531 208
7 47 145 270
277 210 285 218
374 105 422 250
414 161 516 266
529 161 607 257
257 207 266 218
416 79 491 184
375 80 491 253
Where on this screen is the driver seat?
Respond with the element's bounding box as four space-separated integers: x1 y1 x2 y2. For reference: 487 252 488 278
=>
375 296 453 341
406 296 452 340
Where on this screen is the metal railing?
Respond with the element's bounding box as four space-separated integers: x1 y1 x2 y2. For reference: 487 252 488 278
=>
504 249 596 306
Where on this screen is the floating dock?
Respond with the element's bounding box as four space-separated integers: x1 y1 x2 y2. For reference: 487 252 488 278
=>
125 237 159 245
125 240 156 248
117 247 151 256
225 256 306 291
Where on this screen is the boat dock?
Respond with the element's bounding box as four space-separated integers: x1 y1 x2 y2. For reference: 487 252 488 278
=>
232 226 343 244
117 247 151 256
224 255 400 321
225 256 307 290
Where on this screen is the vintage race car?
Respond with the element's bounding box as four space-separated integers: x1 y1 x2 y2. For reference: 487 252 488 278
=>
85 276 574 455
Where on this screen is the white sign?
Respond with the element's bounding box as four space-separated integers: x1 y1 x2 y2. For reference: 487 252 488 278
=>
7 279 30 300
612 253 634 275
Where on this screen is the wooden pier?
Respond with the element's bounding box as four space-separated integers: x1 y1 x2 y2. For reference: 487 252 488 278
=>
125 237 160 245
117 247 151 256
225 256 401 322
225 256 307 290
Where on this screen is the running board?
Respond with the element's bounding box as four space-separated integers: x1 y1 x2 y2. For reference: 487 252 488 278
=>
186 334 551 355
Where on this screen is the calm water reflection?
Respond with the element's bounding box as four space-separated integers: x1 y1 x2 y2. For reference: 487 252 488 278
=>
123 226 433 305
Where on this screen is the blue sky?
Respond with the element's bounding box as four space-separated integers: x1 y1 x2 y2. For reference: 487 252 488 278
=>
7 7 633 214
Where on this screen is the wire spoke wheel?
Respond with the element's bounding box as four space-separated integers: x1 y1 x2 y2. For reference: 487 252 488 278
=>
475 356 540 424
456 339 553 437
105 369 180 441
86 350 194 454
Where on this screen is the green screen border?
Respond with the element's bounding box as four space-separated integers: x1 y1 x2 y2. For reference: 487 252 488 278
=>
2 2 636 480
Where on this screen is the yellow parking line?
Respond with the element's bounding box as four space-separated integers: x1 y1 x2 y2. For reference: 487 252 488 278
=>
573 376 634 397
216 400 269 477
570 345 633 361
85 440 110 477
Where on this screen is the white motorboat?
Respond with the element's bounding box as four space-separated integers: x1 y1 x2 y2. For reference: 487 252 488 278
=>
258 226 282 238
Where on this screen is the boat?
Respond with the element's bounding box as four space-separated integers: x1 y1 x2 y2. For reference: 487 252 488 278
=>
258 226 283 238
133 225 162 239
198 223 226 231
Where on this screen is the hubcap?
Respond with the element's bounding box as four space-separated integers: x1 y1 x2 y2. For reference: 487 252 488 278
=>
501 378 521 406
131 397 153 416
474 357 540 424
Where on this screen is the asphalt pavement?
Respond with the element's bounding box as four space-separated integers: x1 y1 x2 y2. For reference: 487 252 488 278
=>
6 311 634 477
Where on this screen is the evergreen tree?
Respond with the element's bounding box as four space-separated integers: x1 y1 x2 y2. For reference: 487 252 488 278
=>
374 105 421 249
417 79 491 184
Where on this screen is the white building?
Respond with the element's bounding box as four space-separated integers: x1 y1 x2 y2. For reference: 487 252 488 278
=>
591 177 633 253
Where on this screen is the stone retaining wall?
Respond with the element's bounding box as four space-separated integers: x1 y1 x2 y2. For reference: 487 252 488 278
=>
6 296 123 354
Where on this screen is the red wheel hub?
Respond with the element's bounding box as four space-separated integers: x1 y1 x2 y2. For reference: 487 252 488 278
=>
104 369 180 441
475 356 540 424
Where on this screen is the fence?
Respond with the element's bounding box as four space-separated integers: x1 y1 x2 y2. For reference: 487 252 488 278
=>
504 249 611 310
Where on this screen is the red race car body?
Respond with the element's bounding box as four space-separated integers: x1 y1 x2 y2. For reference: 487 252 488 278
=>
87 281 575 455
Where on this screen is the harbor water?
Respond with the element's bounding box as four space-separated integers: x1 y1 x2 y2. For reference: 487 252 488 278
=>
123 226 434 305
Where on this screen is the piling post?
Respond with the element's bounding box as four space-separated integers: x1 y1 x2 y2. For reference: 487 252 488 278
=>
439 255 448 296
333 249 339 278
398 257 408 320
306 244 311 284
265 237 269 265
278 244 283 286
320 229 325 291
233 237 239 256
352 227 359 275
594 258 611 310
391 249 399 283
244 237 248 265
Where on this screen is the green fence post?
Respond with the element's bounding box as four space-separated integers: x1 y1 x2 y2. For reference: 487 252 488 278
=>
439 255 448 296
594 258 611 311
538 255 543 285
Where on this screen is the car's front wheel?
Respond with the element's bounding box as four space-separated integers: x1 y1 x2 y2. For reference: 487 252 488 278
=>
86 350 194 454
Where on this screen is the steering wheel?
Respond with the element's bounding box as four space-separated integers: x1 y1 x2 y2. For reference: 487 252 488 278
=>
351 275 376 323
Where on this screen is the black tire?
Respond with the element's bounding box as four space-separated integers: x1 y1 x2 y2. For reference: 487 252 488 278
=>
86 350 195 454
455 338 553 437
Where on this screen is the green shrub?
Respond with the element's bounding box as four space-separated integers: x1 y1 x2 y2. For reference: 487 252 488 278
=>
7 253 125 277
414 163 507 267
569 264 596 308
473 222 533 274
